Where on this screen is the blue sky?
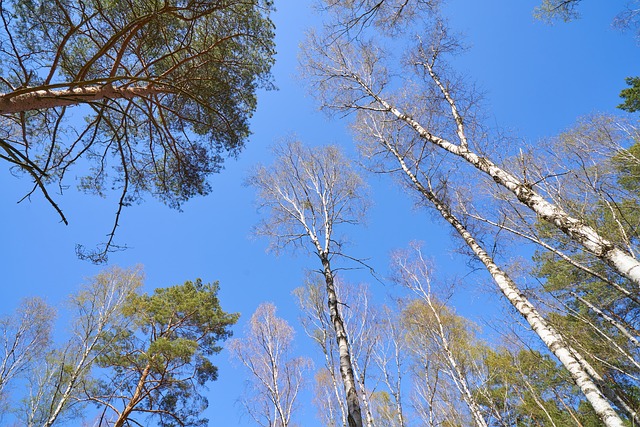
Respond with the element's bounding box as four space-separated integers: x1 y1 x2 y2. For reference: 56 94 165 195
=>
1 0 639 426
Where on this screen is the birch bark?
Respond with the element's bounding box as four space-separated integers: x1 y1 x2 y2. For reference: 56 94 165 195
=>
250 141 367 427
380 135 625 427
321 256 365 427
357 79 640 286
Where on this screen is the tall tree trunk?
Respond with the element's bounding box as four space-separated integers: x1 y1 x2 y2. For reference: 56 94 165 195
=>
357 77 640 287
321 254 364 427
352 357 375 427
568 346 640 425
382 141 625 427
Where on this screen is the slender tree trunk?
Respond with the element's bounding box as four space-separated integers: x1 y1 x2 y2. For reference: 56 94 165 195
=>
321 254 364 427
568 346 640 425
0 85 164 113
326 345 349 426
521 375 558 427
352 357 375 427
429 302 488 427
428 193 623 427
382 141 625 427
394 369 404 427
389 337 405 427
556 391 585 427
310 314 347 426
269 348 290 427
44 338 100 427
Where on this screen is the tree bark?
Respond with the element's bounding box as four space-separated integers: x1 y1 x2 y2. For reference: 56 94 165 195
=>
356 76 640 287
430 305 488 427
0 84 164 113
569 346 640 425
44 333 102 427
321 254 364 427
382 140 625 427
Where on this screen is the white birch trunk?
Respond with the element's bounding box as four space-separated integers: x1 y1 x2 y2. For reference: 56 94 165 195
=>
569 345 640 425
326 346 349 427
377 325 405 427
433 194 623 427
43 335 99 427
353 362 375 427
382 140 625 427
432 310 488 427
355 77 640 287
321 255 365 427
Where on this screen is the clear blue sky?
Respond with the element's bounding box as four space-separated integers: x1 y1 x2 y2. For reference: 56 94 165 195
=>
0 1 638 426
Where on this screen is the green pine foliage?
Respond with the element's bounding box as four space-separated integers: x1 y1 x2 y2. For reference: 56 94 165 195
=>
478 348 599 427
0 0 276 260
619 77 640 113
531 132 640 424
94 278 239 427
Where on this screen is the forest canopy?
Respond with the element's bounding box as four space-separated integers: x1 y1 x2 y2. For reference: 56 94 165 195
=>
1 1 639 427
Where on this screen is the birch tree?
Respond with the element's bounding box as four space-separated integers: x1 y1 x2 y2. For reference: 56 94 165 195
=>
229 303 311 427
314 368 348 427
301 4 636 424
250 140 368 427
478 347 594 427
533 0 640 34
471 116 640 419
0 0 275 261
392 244 489 427
304 4 640 288
15 266 142 427
360 112 626 425
295 281 349 427
297 280 398 427
8 269 236 427
373 306 408 427
0 297 54 413
339 283 381 427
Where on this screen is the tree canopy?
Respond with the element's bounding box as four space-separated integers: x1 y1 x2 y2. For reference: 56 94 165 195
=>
94 278 238 427
0 0 275 261
2 1 640 426
0 268 238 427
